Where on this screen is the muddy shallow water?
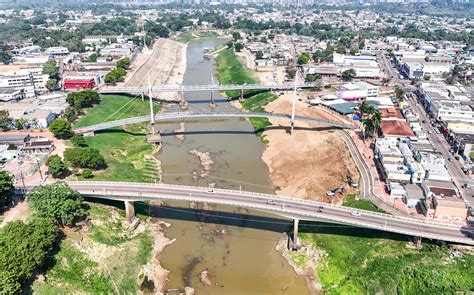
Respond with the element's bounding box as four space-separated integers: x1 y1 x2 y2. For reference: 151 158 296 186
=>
156 39 309 294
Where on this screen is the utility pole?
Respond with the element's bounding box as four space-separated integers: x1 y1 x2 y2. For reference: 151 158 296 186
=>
290 71 297 135
147 72 155 135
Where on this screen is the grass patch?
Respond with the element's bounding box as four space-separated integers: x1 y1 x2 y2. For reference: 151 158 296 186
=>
343 194 385 213
297 219 474 294
33 242 112 294
33 203 154 294
216 48 278 143
172 30 219 43
73 95 161 182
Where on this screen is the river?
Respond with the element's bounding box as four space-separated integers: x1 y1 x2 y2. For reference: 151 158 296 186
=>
156 39 309 294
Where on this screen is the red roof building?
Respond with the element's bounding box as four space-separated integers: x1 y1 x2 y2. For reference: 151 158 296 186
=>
380 120 415 138
64 78 95 91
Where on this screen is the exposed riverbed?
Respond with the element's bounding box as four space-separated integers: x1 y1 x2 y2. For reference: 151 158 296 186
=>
156 39 309 294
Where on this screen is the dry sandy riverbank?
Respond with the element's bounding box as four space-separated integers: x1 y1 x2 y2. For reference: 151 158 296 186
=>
236 61 359 203
261 92 359 204
123 38 187 101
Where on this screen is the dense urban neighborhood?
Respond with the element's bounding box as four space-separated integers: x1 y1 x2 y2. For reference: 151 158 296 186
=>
0 0 473 294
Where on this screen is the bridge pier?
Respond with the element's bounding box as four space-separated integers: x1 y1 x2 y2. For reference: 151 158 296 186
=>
209 91 216 108
239 88 244 102
414 236 422 249
125 200 135 223
84 131 95 137
289 218 301 251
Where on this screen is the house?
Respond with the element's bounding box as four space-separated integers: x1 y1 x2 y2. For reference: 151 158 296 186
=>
380 120 416 139
19 137 54 155
0 134 30 146
0 88 24 102
403 184 425 208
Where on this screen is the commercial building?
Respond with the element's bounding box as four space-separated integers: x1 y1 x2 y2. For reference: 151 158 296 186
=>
336 82 379 101
46 47 70 57
0 68 48 97
63 78 96 91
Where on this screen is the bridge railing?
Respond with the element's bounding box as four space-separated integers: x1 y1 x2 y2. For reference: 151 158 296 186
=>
66 181 462 228
71 186 473 245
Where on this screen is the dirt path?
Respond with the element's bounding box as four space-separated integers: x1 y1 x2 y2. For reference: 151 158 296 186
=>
0 201 30 227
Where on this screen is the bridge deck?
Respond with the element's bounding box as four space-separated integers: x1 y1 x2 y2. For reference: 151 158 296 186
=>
73 111 356 134
18 181 474 245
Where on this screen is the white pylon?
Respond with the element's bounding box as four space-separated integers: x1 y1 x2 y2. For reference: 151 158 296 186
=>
147 72 154 133
290 70 297 134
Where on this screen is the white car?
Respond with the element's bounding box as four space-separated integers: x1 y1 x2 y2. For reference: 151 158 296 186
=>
207 188 215 194
267 200 276 205
350 210 361 216
326 190 335 196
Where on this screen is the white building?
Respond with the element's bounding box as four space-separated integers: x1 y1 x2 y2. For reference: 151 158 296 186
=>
337 81 379 101
46 46 69 57
0 68 48 97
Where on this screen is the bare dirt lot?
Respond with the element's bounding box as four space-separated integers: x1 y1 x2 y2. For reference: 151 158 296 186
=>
261 92 359 204
124 38 187 101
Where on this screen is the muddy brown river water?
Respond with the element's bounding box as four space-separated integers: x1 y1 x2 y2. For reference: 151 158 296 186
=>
156 39 309 294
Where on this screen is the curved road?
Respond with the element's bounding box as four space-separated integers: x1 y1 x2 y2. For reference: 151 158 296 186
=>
21 181 474 245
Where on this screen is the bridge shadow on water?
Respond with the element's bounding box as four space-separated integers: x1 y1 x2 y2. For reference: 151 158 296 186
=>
161 125 338 137
84 198 434 243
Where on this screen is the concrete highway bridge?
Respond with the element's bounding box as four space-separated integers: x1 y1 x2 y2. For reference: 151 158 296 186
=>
18 181 474 246
98 83 319 95
73 111 356 135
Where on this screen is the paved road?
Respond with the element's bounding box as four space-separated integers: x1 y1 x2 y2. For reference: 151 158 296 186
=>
19 181 474 245
338 130 410 216
73 111 356 134
377 51 474 208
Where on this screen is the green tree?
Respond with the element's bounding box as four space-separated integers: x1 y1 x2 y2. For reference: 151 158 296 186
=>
359 102 382 138
0 219 58 294
49 118 72 138
82 168 93 179
226 41 233 49
0 110 9 131
342 69 357 81
66 90 101 109
46 155 68 178
395 86 405 101
64 147 106 170
116 57 131 69
297 53 310 65
86 53 98 62
42 59 58 79
27 183 86 227
70 135 87 147
255 51 264 59
305 73 322 82
232 31 241 41
14 118 28 130
46 79 57 91
0 170 13 207
234 42 244 52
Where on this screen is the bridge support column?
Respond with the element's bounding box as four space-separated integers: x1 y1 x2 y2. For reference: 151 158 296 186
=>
209 91 216 108
289 121 295 135
239 88 244 102
413 236 422 249
141 92 145 101
125 200 135 223
84 131 95 137
291 218 300 251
